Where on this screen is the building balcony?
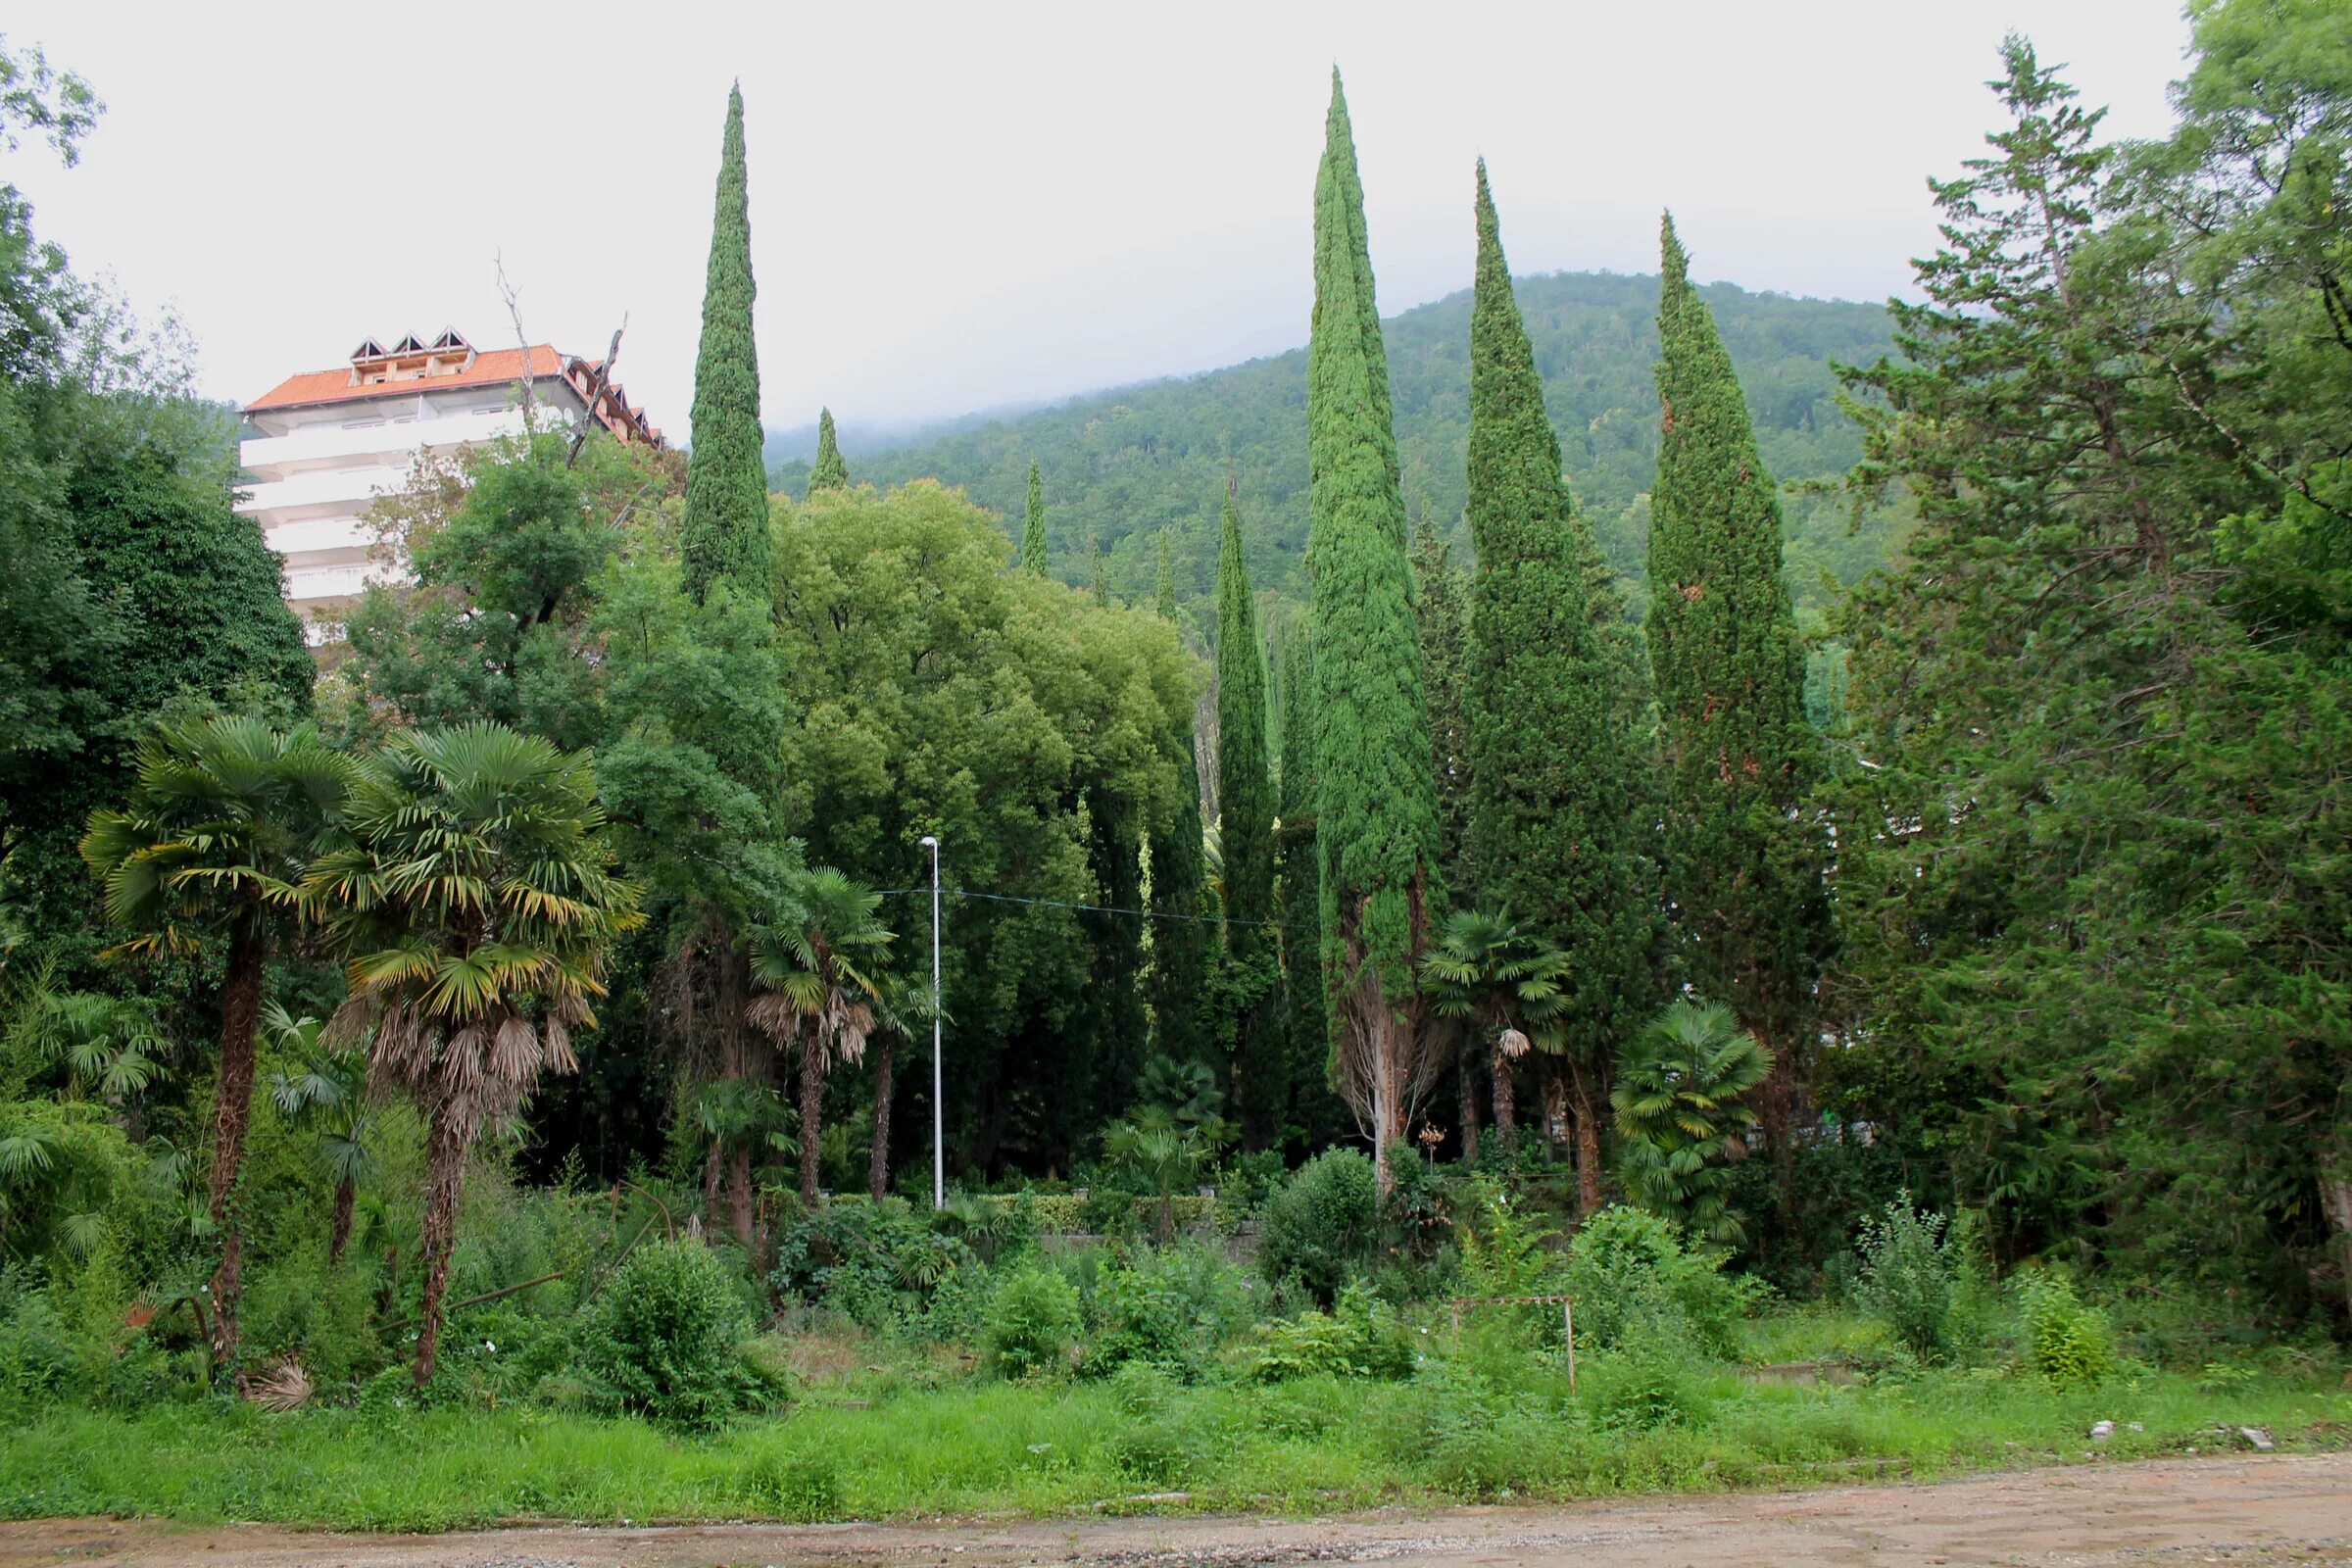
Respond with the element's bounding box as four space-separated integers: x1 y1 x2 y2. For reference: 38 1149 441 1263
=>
239 405 539 480
238 465 416 518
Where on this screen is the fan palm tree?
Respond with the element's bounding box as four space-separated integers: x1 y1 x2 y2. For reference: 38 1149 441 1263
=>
261 1002 375 1265
1612 998 1773 1246
1105 1103 1228 1243
748 868 893 1208
298 722 640 1385
1421 907 1569 1154
80 714 349 1366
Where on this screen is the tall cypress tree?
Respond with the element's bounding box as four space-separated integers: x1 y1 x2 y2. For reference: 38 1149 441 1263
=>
1275 620 1343 1152
808 407 849 495
1306 70 1444 1179
1154 528 1179 622
1217 479 1281 1148
1464 163 1652 1208
1021 459 1048 575
1646 214 1830 1143
1089 532 1109 606
1409 515 1472 885
1149 582 1213 1075
679 83 770 605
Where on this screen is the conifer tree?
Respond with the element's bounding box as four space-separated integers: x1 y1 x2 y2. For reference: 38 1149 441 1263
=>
1408 516 1472 884
808 407 849 495
1149 583 1213 1075
1217 479 1281 1148
1464 162 1653 1207
1021 459 1048 575
1275 621 1343 1151
1306 70 1444 1179
679 84 770 605
1089 532 1109 606
1154 529 1178 622
1645 214 1830 1149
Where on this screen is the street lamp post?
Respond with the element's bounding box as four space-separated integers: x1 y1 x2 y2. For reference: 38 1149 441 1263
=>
920 834 943 1210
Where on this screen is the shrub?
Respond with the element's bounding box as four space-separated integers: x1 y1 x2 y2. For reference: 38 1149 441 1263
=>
769 1198 974 1335
1853 1196 1956 1361
1249 1282 1416 1382
984 1265 1081 1378
1086 1242 1250 1378
1583 1331 1710 1432
1563 1204 1755 1359
580 1240 764 1430
1259 1149 1378 1305
2022 1274 2113 1387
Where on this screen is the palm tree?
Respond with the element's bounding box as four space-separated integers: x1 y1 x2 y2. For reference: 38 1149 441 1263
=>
1421 908 1569 1155
80 714 349 1366
298 722 640 1385
749 868 893 1208
1612 998 1773 1246
1104 1103 1227 1243
261 1003 374 1265
863 967 933 1201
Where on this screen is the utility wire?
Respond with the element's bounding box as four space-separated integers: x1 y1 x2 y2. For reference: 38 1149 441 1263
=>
870 885 1291 930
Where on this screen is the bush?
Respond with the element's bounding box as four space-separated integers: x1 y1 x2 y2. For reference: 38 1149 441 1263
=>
1086 1242 1250 1378
1259 1149 1378 1305
580 1240 765 1430
2022 1274 2113 1387
984 1265 1081 1378
1249 1282 1416 1382
1853 1196 1956 1361
1583 1332 1710 1432
769 1199 974 1335
1563 1204 1755 1359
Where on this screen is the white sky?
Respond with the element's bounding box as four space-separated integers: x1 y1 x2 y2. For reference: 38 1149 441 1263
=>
8 1 2190 440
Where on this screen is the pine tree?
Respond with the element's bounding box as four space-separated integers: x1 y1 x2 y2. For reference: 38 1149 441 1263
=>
1645 214 1830 1147
1021 459 1048 575
1217 479 1281 1148
808 407 849 495
1306 70 1444 1180
678 83 771 606
1464 162 1653 1209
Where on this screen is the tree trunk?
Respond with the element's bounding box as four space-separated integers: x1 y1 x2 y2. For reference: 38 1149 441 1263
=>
1491 1041 1517 1155
1456 1047 1480 1165
207 912 267 1370
702 1132 725 1226
1570 1066 1605 1218
717 935 757 1251
411 1102 466 1387
327 1175 356 1267
869 1031 895 1201
800 1040 824 1209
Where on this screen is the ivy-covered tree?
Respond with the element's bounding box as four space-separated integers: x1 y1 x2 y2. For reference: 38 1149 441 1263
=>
1464 162 1654 1210
678 84 770 605
1646 213 1830 1153
807 408 849 495
1306 71 1444 1180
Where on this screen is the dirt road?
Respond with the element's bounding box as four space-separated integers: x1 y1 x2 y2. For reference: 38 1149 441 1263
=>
8 1453 2351 1567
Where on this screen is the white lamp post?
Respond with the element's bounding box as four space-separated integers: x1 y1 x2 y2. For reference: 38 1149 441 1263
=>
920 834 943 1210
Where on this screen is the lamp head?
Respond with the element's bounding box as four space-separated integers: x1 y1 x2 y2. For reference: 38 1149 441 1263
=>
919 835 939 849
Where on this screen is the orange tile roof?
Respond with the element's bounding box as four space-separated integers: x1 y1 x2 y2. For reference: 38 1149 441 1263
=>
245 345 568 412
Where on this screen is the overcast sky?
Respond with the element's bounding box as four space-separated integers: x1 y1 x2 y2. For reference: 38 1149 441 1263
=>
9 1 2190 442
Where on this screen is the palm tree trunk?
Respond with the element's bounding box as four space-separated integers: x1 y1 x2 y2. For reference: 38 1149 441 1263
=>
718 933 755 1250
1570 1063 1605 1218
1491 1042 1517 1155
800 1040 824 1208
412 1102 466 1387
869 1031 895 1201
1456 1047 1480 1164
328 1176 356 1267
207 912 266 1369
702 1132 725 1225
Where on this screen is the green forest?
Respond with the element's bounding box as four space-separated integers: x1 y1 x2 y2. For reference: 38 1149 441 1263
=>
3 1 2351 1533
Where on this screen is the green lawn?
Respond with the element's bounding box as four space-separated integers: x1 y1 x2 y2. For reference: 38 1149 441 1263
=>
6 1361 2345 1532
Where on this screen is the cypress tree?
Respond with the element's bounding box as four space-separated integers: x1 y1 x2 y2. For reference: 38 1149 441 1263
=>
679 83 771 605
1154 529 1179 622
1089 531 1109 606
1021 459 1048 575
1306 70 1444 1179
1463 163 1653 1208
808 407 849 495
1408 515 1472 884
1217 479 1281 1148
1645 214 1830 1145
1149 584 1213 1075
1275 621 1343 1152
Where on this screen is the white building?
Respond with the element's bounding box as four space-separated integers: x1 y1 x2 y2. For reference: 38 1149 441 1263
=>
239 330 659 634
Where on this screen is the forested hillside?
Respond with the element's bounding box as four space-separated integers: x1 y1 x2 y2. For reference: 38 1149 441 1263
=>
769 272 1900 619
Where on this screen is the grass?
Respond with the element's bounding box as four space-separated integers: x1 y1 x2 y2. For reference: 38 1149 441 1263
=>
5 1352 2347 1532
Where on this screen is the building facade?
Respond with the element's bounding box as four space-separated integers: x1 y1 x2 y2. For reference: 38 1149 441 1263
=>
239 330 657 634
